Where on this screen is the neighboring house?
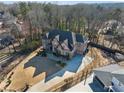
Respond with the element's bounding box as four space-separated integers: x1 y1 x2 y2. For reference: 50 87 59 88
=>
42 29 88 58
93 64 124 92
98 20 122 34
98 20 123 51
0 35 14 49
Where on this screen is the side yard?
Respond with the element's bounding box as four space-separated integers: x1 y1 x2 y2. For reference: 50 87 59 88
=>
0 47 42 91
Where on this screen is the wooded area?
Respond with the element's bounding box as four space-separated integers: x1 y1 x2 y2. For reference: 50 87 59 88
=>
0 2 124 54
0 2 124 92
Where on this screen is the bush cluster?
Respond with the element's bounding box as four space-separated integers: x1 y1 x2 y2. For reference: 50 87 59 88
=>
56 61 66 67
21 40 40 53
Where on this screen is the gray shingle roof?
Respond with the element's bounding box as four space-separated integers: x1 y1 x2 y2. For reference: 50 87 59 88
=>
48 29 73 44
0 35 14 46
93 70 112 86
43 29 85 51
76 34 84 43
112 74 124 85
93 64 124 87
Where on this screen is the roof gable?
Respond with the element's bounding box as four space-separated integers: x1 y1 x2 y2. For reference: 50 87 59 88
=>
43 29 86 51
93 70 112 86
93 64 124 87
48 29 73 44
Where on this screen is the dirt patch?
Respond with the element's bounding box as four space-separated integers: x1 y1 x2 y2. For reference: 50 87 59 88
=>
85 47 111 69
0 55 26 83
0 48 45 91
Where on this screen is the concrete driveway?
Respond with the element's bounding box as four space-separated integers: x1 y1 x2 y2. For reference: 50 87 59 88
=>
24 56 62 78
46 55 83 81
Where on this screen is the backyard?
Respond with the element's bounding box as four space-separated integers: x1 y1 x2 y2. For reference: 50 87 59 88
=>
24 56 63 78
0 48 68 91
0 47 85 92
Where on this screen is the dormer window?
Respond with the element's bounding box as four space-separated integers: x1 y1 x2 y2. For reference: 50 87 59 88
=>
55 35 59 41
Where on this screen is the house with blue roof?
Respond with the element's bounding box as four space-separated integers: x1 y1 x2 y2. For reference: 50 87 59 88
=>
42 29 88 58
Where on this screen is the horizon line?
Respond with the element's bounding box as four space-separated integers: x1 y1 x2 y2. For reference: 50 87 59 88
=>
1 1 124 5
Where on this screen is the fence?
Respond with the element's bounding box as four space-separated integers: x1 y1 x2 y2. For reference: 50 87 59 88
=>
45 58 110 92
88 42 124 55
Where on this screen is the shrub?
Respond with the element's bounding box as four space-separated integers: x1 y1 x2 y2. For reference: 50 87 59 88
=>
0 89 3 92
53 51 61 57
41 50 47 57
21 40 41 54
66 54 70 60
61 63 66 67
57 61 62 64
53 52 57 56
6 79 11 88
7 79 11 84
56 61 66 67
37 49 47 57
37 50 42 56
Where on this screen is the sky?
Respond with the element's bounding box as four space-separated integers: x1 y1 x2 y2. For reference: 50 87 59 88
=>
1 1 124 5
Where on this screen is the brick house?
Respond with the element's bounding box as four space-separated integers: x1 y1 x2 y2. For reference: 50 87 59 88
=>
42 29 88 58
